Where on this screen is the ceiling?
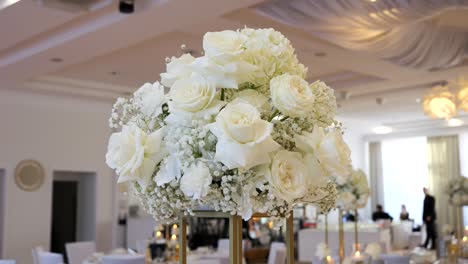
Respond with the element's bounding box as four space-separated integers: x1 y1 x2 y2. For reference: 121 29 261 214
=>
1 0 468 135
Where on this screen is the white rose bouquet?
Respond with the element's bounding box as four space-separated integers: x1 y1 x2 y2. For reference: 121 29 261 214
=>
336 169 370 210
446 177 468 206
106 28 351 224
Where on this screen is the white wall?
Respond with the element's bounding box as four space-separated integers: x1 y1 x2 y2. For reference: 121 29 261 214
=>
0 89 116 263
0 169 5 259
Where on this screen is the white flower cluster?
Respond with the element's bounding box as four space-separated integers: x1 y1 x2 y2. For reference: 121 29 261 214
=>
106 28 353 223
336 169 370 210
364 243 382 260
446 177 468 206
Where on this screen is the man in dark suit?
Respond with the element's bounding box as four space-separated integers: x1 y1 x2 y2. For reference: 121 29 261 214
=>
422 187 437 250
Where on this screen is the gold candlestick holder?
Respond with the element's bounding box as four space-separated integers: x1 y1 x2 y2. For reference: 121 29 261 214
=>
354 209 360 252
177 211 295 264
339 209 345 264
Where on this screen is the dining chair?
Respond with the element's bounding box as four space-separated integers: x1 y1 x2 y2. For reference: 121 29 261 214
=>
65 241 96 264
37 251 64 264
32 246 44 264
0 260 16 264
135 240 149 254
217 239 248 253
101 254 145 264
267 242 286 264
217 239 230 253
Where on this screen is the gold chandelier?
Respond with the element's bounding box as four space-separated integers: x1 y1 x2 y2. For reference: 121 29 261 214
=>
423 79 468 120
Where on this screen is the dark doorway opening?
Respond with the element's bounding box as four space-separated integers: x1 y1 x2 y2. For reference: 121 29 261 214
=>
50 181 78 256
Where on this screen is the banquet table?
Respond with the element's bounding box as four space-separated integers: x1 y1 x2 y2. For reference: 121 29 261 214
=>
298 223 391 263
82 251 232 264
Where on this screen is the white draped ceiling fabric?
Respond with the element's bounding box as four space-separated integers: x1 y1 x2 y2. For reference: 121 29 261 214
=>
257 0 468 70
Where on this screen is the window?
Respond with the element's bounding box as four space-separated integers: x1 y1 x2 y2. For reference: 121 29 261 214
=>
381 137 429 225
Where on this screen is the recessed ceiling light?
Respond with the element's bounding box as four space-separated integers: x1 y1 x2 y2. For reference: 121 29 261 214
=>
448 118 463 127
109 71 118 76
50 57 63 63
373 126 392 134
415 98 421 103
314 52 327 57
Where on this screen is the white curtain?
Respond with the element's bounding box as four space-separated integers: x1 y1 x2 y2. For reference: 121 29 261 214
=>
427 135 463 235
256 0 468 69
369 142 384 212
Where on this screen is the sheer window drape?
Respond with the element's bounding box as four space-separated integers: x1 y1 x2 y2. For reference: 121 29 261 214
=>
427 135 463 235
369 142 384 212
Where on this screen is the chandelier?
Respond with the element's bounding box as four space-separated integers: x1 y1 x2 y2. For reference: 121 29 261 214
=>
423 79 468 120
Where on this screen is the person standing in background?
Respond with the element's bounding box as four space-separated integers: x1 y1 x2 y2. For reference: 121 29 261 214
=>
400 204 410 221
422 187 437 250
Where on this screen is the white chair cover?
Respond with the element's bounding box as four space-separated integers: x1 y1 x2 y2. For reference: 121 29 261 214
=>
135 240 148 254
65 241 96 264
189 260 222 264
37 251 64 264
101 255 145 264
0 260 16 264
217 239 229 253
217 239 248 253
267 242 286 264
381 254 411 264
32 246 44 264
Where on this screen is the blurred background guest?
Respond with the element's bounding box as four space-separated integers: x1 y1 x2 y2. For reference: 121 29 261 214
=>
400 204 410 221
422 187 437 250
372 204 393 222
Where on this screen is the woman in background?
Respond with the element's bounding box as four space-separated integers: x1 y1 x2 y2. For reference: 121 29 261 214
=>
400 204 409 221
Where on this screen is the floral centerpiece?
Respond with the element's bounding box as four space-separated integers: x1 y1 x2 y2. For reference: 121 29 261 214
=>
105 28 352 225
336 169 370 211
447 177 468 206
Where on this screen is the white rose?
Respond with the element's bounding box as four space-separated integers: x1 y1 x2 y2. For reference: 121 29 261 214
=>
180 162 212 199
240 28 307 87
356 193 369 208
295 126 352 178
160 53 195 87
203 30 246 62
265 150 311 202
166 74 225 124
133 81 167 117
154 155 181 186
337 192 356 210
452 193 462 205
208 99 280 170
365 243 382 259
233 89 269 112
106 125 165 190
270 74 315 117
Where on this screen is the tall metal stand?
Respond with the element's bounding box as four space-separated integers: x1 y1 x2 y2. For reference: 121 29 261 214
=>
354 209 359 252
178 211 295 264
325 214 329 245
338 209 345 264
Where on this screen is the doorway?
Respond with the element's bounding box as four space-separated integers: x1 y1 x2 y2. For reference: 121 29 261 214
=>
51 181 78 255
51 171 96 256
0 169 5 258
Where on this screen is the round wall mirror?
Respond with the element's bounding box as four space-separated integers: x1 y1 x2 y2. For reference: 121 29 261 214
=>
15 160 45 192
